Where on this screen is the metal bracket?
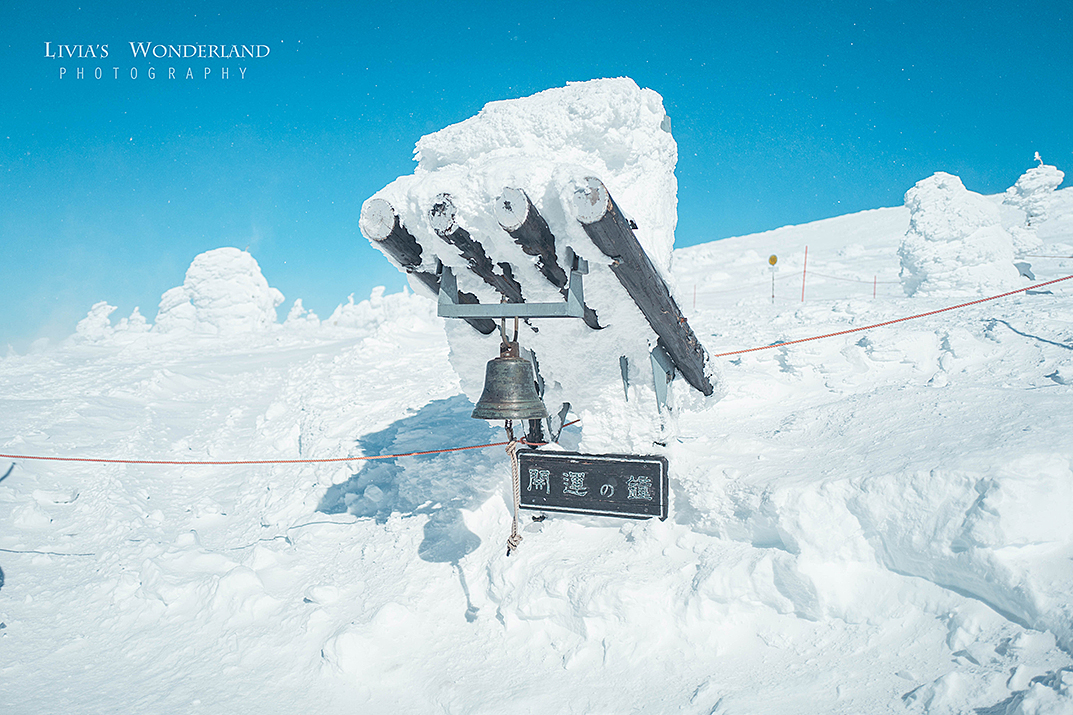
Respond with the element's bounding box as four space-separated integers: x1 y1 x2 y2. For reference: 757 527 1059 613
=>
437 250 588 320
650 344 675 413
547 402 572 443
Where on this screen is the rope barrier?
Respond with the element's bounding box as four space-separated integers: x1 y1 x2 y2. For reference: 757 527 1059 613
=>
712 274 1072 358
0 420 582 467
0 443 507 466
696 250 1066 301
808 271 900 285
698 270 892 297
697 272 797 296
5 271 1070 467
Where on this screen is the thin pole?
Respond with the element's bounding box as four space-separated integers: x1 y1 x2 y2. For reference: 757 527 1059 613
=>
801 245 808 302
873 276 877 299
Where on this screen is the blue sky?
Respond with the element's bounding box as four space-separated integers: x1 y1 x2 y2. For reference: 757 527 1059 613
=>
1 1 1070 351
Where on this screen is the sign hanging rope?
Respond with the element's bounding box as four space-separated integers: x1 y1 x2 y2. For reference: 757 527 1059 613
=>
504 421 523 556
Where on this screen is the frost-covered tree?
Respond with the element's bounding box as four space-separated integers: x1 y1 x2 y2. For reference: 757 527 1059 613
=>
1003 161 1065 253
154 247 284 335
1012 161 1065 221
899 172 1021 297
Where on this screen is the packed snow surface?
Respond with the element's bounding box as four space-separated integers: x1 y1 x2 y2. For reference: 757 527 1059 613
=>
2 77 1073 712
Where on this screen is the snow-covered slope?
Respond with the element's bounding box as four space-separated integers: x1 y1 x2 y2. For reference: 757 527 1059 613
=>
1 176 1071 713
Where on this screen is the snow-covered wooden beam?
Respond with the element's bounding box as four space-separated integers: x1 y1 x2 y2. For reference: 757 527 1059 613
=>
494 187 602 330
428 193 525 305
360 198 495 335
573 177 714 396
494 187 568 286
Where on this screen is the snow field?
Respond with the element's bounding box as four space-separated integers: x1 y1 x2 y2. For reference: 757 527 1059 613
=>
2 191 1071 711
2 78 1073 712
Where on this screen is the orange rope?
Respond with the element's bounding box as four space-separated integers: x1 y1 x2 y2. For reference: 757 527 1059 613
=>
0 420 581 466
713 274 1072 358
0 443 508 466
8 273 1067 466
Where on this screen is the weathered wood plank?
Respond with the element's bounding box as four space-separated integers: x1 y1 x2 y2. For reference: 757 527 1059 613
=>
494 187 568 285
573 177 713 396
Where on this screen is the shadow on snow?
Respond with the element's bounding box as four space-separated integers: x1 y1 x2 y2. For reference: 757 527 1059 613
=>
317 395 503 620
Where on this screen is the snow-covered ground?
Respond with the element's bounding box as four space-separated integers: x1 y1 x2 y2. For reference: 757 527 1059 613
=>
2 80 1072 713
2 187 1071 713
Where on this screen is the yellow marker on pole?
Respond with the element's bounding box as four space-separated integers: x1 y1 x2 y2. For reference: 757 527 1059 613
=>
768 255 777 302
769 255 777 266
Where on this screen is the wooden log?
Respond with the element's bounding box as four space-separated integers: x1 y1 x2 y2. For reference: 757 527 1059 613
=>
494 188 568 285
360 198 495 335
494 187 602 330
361 198 422 266
573 177 713 396
428 193 524 304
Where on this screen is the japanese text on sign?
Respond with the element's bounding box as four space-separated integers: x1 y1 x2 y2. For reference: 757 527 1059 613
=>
517 451 668 520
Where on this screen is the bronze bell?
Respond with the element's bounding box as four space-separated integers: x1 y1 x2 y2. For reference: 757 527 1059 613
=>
472 341 549 421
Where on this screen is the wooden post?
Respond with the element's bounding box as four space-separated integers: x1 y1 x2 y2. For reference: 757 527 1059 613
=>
573 177 714 396
494 187 602 330
428 193 525 305
360 198 495 335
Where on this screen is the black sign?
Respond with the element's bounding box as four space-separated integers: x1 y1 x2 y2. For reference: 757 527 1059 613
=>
517 450 668 520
